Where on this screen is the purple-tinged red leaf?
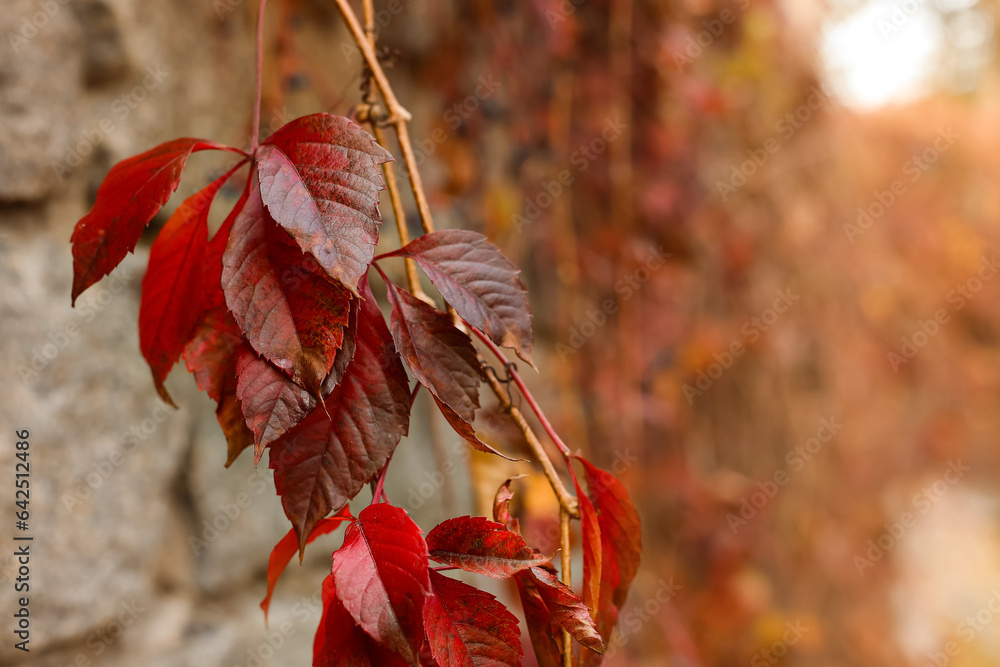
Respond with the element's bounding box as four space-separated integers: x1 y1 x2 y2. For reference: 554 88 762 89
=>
270 279 411 550
139 162 246 405
322 295 360 395
235 349 318 463
314 575 410 667
424 570 522 667
183 308 243 402
331 504 431 665
521 566 604 655
385 282 481 422
382 230 534 367
163 169 253 464
222 181 351 394
257 114 392 295
71 137 240 303
425 515 549 579
216 395 254 467
261 508 352 623
182 308 254 467
433 396 520 461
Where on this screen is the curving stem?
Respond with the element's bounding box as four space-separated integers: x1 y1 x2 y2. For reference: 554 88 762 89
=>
471 326 572 458
251 0 268 154
482 367 579 517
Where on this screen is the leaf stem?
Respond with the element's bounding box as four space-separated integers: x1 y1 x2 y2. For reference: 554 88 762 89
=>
371 464 389 505
471 327 572 458
251 0 268 154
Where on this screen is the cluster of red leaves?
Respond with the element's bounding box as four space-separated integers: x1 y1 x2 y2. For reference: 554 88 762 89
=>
264 469 639 666
70 113 641 666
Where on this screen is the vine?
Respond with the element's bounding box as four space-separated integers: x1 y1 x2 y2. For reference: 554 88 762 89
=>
68 1 642 665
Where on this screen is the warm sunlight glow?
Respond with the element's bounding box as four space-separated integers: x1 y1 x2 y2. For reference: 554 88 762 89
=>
821 0 944 109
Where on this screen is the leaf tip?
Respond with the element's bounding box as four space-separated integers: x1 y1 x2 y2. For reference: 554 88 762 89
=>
517 349 539 373
153 375 179 409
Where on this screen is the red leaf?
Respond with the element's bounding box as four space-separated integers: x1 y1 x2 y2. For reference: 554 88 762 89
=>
270 279 411 550
257 114 392 295
575 458 641 609
571 471 602 622
71 138 239 304
139 162 246 405
425 515 549 578
260 508 352 623
204 172 252 310
235 349 318 463
385 282 481 422
183 308 243 402
588 525 621 654
322 295 360 394
222 180 352 394
491 478 522 535
314 575 410 667
521 566 604 654
215 389 255 468
424 570 522 667
433 396 520 461
383 230 534 367
331 504 431 665
182 308 254 466
178 168 251 427
182 173 256 467
571 458 642 645
514 568 562 667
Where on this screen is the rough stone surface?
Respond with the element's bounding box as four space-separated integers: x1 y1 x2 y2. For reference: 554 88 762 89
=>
184 390 299 596
0 0 80 202
0 222 193 662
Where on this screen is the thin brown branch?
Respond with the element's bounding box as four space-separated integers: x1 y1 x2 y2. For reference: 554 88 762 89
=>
331 0 411 123
393 121 436 234
358 0 423 296
560 508 573 666
251 0 268 153
333 0 435 235
362 0 376 44
370 124 423 294
335 0 578 525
